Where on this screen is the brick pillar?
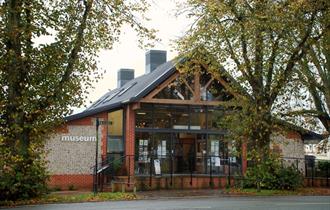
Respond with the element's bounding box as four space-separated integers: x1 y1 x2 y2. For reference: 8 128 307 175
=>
242 139 247 175
91 112 108 162
125 104 135 177
101 113 108 161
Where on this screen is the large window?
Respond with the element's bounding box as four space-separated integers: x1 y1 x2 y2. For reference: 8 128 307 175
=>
136 104 153 128
107 137 123 153
136 104 226 131
153 105 171 129
108 110 123 136
207 108 224 130
207 135 226 158
190 107 206 130
154 75 194 100
107 110 124 154
172 106 189 129
135 132 172 175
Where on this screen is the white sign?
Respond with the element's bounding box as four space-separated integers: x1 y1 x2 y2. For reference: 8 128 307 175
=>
61 136 96 142
215 157 221 166
154 159 161 175
229 157 236 163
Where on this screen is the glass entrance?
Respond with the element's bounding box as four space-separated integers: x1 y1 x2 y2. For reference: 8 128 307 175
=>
134 131 235 175
173 133 196 173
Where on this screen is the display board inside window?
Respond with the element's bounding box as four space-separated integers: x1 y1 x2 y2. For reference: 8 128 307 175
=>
157 140 167 158
138 139 150 163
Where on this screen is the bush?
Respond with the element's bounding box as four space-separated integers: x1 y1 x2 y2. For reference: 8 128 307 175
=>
318 160 330 171
0 149 49 201
276 165 303 190
244 156 303 190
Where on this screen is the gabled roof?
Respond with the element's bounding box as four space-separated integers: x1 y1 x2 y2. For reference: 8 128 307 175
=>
64 56 324 142
274 119 324 141
66 60 178 121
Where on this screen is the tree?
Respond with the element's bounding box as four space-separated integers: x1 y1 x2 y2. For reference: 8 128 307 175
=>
297 8 330 134
176 0 328 160
0 0 155 200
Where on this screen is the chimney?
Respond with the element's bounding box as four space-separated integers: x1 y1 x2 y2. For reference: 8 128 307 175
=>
145 50 167 74
117 68 134 88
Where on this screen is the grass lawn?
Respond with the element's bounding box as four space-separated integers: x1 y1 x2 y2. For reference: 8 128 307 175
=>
0 192 136 207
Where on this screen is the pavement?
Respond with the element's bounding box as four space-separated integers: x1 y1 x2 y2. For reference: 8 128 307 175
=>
2 195 330 210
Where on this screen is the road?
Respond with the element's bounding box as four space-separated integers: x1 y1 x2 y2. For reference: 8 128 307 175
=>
2 196 330 210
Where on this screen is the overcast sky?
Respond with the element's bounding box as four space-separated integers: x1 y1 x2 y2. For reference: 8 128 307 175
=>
74 0 190 113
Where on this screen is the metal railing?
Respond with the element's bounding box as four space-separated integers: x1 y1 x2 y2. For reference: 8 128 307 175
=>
92 155 134 193
280 157 329 180
92 155 330 191
134 154 243 188
247 157 330 187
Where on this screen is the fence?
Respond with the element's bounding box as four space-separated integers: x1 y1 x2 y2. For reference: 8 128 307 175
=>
93 155 329 192
247 157 330 187
134 155 242 177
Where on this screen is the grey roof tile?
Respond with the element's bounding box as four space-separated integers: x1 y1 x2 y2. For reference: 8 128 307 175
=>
65 60 177 121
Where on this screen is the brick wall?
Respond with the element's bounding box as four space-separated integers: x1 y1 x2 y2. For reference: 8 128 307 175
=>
271 132 304 159
48 175 93 190
270 131 305 173
134 176 237 191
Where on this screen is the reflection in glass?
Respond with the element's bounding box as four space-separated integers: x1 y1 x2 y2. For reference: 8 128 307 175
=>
135 132 152 175
172 106 189 129
135 104 153 128
154 76 194 100
190 107 206 130
108 109 123 136
207 108 224 129
107 137 123 153
153 105 171 128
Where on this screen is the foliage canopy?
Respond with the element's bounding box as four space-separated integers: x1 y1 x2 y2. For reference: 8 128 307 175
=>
176 0 329 159
0 0 155 200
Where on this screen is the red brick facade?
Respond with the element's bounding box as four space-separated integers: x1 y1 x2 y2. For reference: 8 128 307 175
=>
286 130 301 139
48 107 314 191
134 176 237 190
48 174 93 190
125 104 135 176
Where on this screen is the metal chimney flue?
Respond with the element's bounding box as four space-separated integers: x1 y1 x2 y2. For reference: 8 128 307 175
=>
145 50 167 74
117 68 134 88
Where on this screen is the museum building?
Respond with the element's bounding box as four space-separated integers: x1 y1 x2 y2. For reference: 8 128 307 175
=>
46 50 315 191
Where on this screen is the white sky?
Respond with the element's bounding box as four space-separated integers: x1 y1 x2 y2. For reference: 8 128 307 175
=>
74 0 191 113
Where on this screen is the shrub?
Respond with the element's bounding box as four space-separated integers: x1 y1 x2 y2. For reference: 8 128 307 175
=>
244 156 303 190
0 148 49 200
318 160 330 171
275 165 303 190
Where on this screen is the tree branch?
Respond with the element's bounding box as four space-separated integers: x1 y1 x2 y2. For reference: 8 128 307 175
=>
31 0 93 118
60 0 93 87
270 12 319 103
265 34 281 98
